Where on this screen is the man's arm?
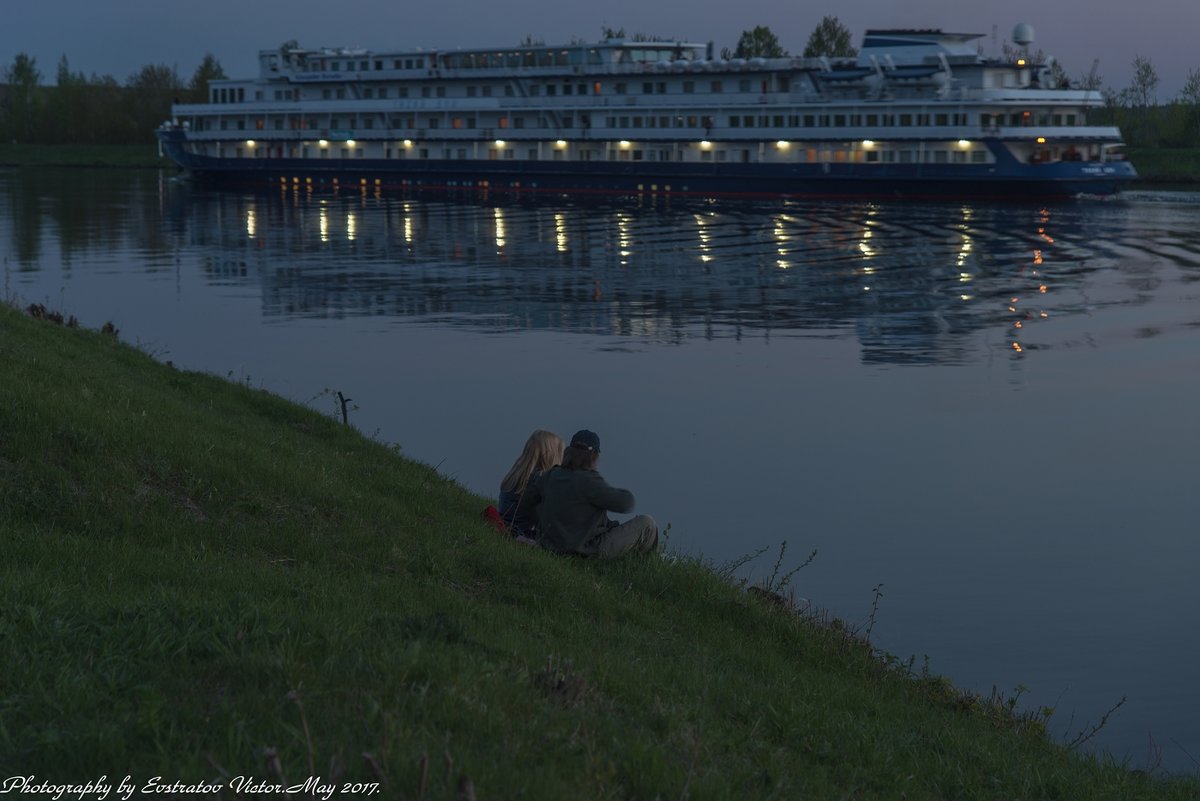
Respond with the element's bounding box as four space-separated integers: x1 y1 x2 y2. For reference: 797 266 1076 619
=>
583 472 635 514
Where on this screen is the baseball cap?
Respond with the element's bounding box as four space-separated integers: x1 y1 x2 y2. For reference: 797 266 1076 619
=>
569 429 601 453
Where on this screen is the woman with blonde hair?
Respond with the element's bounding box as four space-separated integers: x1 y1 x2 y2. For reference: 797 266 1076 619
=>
498 429 564 537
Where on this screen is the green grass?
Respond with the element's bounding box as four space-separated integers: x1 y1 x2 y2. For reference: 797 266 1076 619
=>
1127 147 1200 183
2 302 1197 799
0 143 171 169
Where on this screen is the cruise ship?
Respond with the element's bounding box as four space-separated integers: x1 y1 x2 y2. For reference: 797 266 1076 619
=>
156 26 1137 200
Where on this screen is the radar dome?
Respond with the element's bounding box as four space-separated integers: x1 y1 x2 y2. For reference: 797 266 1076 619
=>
1013 23 1035 47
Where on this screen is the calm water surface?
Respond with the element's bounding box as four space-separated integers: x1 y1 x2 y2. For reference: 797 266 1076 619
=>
4 168 1199 772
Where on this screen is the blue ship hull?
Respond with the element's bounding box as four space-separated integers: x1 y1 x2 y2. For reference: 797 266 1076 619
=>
157 131 1136 201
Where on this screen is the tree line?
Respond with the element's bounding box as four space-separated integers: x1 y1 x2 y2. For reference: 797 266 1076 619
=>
0 53 225 145
3 22 1199 148
1090 57 1200 147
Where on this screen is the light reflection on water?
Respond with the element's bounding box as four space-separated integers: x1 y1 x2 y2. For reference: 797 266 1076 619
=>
4 168 1200 773
88 178 1200 366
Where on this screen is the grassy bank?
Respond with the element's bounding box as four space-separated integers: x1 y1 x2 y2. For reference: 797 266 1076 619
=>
1 303 1197 799
1127 147 1200 184
0 143 170 169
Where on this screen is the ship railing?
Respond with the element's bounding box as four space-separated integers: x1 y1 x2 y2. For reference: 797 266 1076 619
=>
173 128 983 144
496 94 788 111
989 125 1123 140
391 60 830 85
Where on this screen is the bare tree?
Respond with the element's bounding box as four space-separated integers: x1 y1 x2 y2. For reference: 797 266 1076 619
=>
1125 55 1159 108
1179 68 1200 143
1178 68 1200 106
1077 61 1103 92
1114 56 1161 146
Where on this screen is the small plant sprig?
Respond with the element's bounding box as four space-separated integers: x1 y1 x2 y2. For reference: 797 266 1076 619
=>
306 387 360 425
1067 695 1128 749
715 545 770 586
716 540 817 594
864 582 885 642
764 541 817 595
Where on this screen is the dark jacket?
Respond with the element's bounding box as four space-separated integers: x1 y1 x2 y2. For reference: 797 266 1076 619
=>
517 466 635 555
498 470 543 537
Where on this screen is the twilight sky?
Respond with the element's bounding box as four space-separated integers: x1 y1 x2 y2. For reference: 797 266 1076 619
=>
4 0 1196 98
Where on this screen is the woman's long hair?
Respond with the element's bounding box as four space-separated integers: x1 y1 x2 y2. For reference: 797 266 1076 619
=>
500 430 564 493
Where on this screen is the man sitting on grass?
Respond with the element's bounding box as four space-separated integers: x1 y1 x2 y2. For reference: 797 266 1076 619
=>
517 429 658 558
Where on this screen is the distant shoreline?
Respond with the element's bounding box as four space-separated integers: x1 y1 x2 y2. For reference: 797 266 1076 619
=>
1124 147 1200 184
0 144 170 169
3 143 1197 185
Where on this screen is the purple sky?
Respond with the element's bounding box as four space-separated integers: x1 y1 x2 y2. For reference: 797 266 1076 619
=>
4 0 1195 98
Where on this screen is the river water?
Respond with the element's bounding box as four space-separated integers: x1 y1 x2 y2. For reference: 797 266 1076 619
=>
4 167 1198 773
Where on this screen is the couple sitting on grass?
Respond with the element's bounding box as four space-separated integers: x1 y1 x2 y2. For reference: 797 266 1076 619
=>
497 428 658 558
